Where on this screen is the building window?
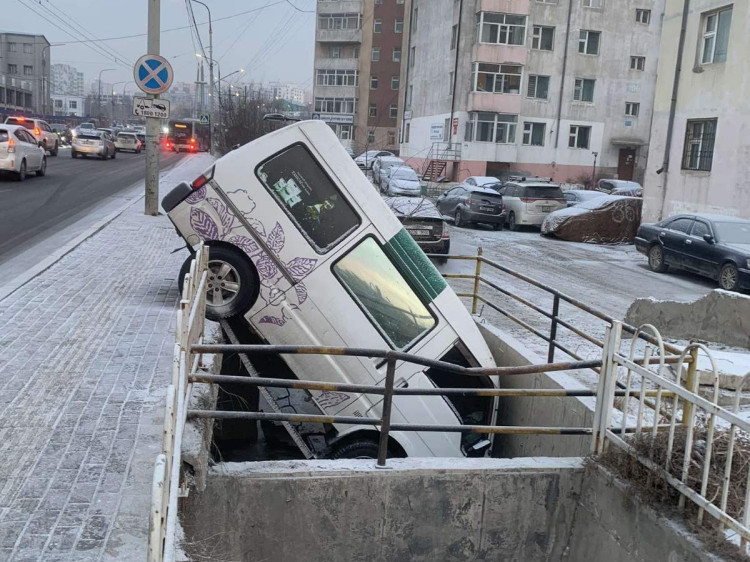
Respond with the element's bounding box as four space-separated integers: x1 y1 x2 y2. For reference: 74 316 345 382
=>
473 63 522 94
397 0 404 4
700 7 732 65
316 69 358 86
318 13 361 30
682 119 717 171
23 43 33 54
527 74 550 99
370 76 379 89
374 18 382 33
625 102 640 117
389 104 398 119
583 0 603 7
449 71 454 95
630 56 645 71
372 47 380 62
522 122 546 146
393 47 401 62
329 46 341 58
407 85 413 107
368 130 376 144
55 99 63 109
635 9 651 24
353 46 360 58
532 26 554 51
410 46 415 67
412 8 418 32
388 131 396 145
8 64 17 74
395 19 404 33
578 30 601 55
477 12 527 46
451 24 458 49
23 65 33 76
536 0 558 3
391 76 400 90
8 43 17 52
573 78 595 102
369 103 377 117
69 100 77 109
405 122 410 142
314 97 356 113
568 125 591 149
465 112 518 144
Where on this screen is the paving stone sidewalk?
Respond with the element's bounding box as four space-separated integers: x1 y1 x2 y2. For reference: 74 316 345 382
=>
0 154 214 561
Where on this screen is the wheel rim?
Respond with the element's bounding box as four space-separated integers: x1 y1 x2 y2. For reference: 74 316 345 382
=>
509 214 515 228
206 260 241 307
41 159 46 174
721 266 737 289
650 246 662 268
456 210 462 226
20 162 25 178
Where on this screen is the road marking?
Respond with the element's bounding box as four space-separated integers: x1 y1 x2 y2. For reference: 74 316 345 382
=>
0 189 12 194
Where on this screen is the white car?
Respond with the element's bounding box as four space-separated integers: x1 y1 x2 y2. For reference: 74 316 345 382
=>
497 179 567 230
3 116 59 156
563 189 606 207
354 149 393 170
115 132 142 153
0 124 47 181
464 176 501 188
597 179 643 197
386 166 422 196
373 156 405 191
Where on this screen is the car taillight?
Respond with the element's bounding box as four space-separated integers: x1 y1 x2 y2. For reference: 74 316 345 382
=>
465 197 471 204
441 229 450 240
165 142 170 148
7 137 15 153
190 137 195 143
34 127 40 136
191 166 215 190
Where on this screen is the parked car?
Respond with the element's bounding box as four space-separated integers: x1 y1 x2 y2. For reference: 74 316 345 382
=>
0 124 47 181
115 132 142 153
373 156 405 191
3 116 59 156
161 119 499 459
463 176 501 188
563 189 606 207
385 166 421 196
354 149 393 170
597 179 643 197
436 184 505 229
71 130 116 160
384 196 451 262
496 179 566 230
635 214 750 291
542 195 642 243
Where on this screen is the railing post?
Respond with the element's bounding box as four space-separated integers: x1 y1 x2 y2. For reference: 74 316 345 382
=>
682 346 698 426
592 320 622 455
377 356 397 468
472 247 483 315
547 295 560 363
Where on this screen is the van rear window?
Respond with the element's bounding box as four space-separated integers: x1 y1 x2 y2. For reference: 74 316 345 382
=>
256 143 361 253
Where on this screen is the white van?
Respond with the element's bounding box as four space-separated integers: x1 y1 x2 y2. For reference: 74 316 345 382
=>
162 120 498 458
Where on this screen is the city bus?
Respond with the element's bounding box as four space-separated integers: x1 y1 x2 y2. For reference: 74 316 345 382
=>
167 118 209 152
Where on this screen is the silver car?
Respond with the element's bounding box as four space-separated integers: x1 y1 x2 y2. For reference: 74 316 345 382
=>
373 156 405 191
497 180 566 230
3 116 60 156
71 130 116 160
386 166 422 196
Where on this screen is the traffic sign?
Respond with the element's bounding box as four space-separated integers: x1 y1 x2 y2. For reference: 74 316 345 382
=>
199 114 210 125
134 54 174 95
133 96 170 119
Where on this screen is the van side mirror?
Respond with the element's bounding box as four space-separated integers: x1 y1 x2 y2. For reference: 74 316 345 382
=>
703 234 715 244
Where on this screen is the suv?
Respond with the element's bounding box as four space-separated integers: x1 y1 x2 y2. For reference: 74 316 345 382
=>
436 184 505 229
3 117 59 156
496 177 566 230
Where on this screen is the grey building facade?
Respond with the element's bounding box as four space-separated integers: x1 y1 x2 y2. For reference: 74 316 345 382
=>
0 32 51 115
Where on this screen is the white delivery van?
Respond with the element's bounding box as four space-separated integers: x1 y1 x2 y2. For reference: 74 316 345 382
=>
162 120 497 458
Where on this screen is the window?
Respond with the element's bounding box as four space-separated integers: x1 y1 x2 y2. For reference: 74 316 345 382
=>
681 118 717 171
630 56 645 71
389 103 398 119
372 47 380 62
625 102 640 116
412 8 418 32
396 0 404 4
465 112 517 144
700 7 732 65
583 0 603 7
578 30 601 55
316 69 358 87
573 78 595 102
477 12 526 46
353 46 360 58
369 103 377 117
55 99 63 108
69 100 77 109
407 85 413 107
451 24 458 49
23 43 33 54
391 76 400 90
329 46 341 58
336 124 353 140
636 9 651 24
8 43 17 52
333 237 436 349
374 18 382 33
449 71 454 94
318 13 361 30
667 218 694 234
314 97 356 113
255 143 361 252
368 130 375 143
473 63 522 94
405 122 410 142
7 64 17 74
395 19 404 33
23 65 33 76
691 221 711 238
393 47 401 62
532 26 554 50
370 76 379 89
410 46 415 66
536 0 558 3
527 74 550 99
388 131 396 145
568 125 591 149
522 122 546 146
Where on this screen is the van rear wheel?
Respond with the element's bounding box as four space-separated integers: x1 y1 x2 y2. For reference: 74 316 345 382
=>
330 439 381 459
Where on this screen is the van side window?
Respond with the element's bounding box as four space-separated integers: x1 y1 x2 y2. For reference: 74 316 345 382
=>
255 143 361 253
333 237 436 349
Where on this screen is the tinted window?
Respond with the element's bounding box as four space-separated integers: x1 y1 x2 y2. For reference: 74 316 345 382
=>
691 221 711 238
668 218 694 233
524 186 564 198
256 143 361 253
333 237 436 349
6 118 34 130
713 221 750 244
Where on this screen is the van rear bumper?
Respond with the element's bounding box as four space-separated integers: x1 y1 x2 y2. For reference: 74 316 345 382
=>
162 181 193 213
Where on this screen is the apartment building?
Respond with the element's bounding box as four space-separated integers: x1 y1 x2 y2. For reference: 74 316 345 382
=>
51 94 83 117
400 0 664 184
643 1 748 221
51 63 84 97
0 32 51 115
313 0 410 154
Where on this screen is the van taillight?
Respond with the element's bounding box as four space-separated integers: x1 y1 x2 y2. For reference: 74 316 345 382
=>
191 166 214 190
7 137 15 153
34 127 40 136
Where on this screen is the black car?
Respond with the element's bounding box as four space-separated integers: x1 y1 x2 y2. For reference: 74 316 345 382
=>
635 213 750 291
384 196 451 261
435 184 505 229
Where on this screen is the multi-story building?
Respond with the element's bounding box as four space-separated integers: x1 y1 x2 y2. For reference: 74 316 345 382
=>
51 63 84 97
643 1 747 221
400 0 664 184
51 94 84 117
0 32 51 115
313 0 410 154
263 82 308 105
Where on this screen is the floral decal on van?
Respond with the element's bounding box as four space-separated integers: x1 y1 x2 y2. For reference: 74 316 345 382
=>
185 186 317 326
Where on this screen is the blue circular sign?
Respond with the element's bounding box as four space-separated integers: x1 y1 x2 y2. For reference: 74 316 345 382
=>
134 54 173 95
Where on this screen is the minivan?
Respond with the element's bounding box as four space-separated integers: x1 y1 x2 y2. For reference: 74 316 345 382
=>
497 178 566 230
162 120 498 459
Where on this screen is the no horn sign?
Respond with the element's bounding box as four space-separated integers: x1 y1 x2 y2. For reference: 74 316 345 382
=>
134 54 173 95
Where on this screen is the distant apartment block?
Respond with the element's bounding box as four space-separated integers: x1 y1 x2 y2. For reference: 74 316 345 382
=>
0 32 51 114
400 0 664 183
51 63 84 96
264 82 308 105
644 1 748 220
51 94 83 117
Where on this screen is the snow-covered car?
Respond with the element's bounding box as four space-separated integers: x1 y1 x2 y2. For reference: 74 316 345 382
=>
464 176 501 188
386 166 421 196
373 156 405 191
115 132 142 153
354 149 393 170
541 195 642 244
597 179 643 197
0 124 47 181
384 196 451 261
563 189 606 207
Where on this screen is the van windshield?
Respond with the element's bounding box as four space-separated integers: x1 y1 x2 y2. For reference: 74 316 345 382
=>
333 237 435 349
256 143 361 252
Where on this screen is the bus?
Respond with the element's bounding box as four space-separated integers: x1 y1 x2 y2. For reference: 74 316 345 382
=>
167 118 209 152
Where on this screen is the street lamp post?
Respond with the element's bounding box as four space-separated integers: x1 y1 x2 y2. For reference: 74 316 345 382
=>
97 68 115 123
191 0 214 153
109 81 126 124
122 81 135 121
592 151 599 189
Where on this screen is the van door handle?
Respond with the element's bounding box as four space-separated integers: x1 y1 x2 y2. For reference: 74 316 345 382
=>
685 239 692 245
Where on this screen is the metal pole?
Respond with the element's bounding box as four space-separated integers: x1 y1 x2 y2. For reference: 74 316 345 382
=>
547 295 560 363
682 346 699 426
145 0 161 216
472 247 483 315
97 68 114 123
377 357 397 468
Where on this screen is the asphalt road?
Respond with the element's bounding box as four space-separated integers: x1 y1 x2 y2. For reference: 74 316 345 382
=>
0 146 184 266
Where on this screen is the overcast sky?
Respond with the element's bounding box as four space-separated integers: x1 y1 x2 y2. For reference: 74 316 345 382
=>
4 0 315 93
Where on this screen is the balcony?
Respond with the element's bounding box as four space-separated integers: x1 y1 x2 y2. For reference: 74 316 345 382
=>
467 92 521 114
314 85 358 99
318 0 362 12
477 0 529 13
316 28 362 43
315 57 359 71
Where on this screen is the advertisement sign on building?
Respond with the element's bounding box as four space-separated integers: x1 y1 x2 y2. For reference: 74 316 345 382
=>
430 123 444 140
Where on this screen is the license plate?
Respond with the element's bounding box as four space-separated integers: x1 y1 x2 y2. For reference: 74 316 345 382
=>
479 206 494 212
408 229 430 236
541 206 552 212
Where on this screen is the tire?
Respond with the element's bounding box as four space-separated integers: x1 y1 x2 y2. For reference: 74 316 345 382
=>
36 157 46 177
16 160 26 182
493 222 503 231
51 142 58 157
648 245 669 273
329 439 381 459
455 209 464 228
100 152 107 160
111 150 116 159
177 246 260 320
71 150 77 159
508 212 518 231
718 263 740 291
